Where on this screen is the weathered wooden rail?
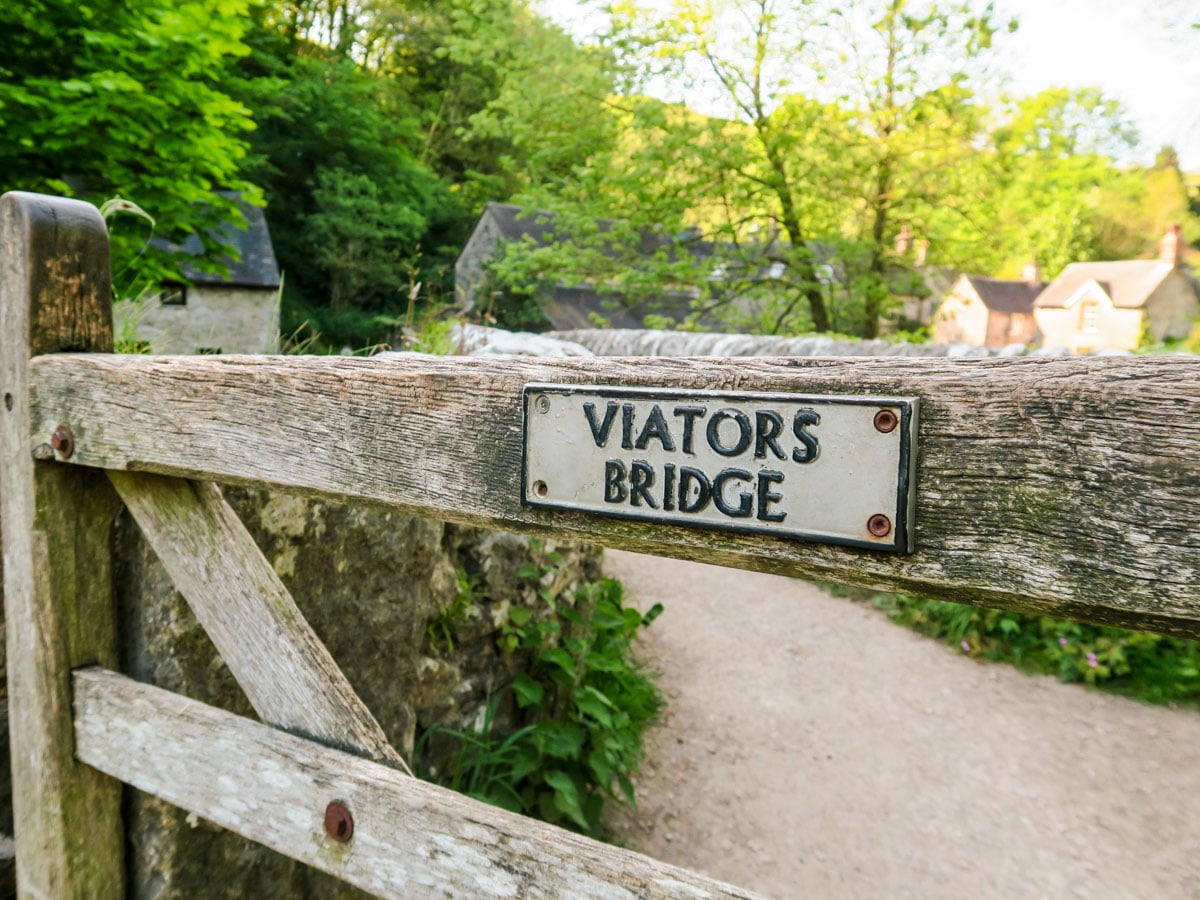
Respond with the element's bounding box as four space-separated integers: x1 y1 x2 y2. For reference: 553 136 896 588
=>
3 190 1200 897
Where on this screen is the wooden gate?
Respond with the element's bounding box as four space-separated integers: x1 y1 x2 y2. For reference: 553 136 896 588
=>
3 191 1200 898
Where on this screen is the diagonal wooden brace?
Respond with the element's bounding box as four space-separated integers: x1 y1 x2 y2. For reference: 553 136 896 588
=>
107 471 409 772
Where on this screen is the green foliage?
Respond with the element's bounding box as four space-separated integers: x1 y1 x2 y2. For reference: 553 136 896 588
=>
97 196 159 305
281 298 397 351
427 568 483 654
0 0 261 292
550 0 1024 337
979 87 1142 276
420 555 663 838
387 0 569 209
478 4 1183 340
408 318 461 355
5 0 1190 348
1185 320 1200 355
306 168 427 312
873 593 1200 705
434 1 618 199
485 288 556 333
234 45 456 342
278 321 323 355
472 247 556 332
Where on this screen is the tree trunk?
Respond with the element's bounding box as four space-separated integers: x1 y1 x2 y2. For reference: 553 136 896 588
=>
767 148 831 333
864 156 893 339
863 1 901 340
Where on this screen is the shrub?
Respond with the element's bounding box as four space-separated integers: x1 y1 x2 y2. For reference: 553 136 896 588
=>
418 562 663 839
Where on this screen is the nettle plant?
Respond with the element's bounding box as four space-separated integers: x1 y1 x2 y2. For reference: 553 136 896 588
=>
420 543 663 839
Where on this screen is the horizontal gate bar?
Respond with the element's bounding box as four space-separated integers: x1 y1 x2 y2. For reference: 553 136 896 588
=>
73 667 758 899
30 352 1200 636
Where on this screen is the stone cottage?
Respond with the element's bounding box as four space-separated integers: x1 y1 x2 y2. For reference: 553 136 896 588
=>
115 193 281 354
1033 225 1199 352
931 264 1045 347
454 202 714 330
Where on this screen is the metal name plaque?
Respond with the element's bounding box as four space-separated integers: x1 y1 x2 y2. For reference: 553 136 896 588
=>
522 385 918 553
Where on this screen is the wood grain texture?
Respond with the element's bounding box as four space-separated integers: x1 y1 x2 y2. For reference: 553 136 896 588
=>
28 352 1200 637
0 192 124 898
74 667 759 900
107 472 410 772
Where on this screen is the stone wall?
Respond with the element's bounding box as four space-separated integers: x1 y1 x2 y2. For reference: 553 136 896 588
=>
112 486 601 899
546 327 1059 358
113 284 280 355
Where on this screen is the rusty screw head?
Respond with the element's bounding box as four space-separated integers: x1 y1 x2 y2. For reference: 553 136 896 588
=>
867 514 892 538
535 394 551 414
50 424 75 459
324 801 354 843
873 409 898 434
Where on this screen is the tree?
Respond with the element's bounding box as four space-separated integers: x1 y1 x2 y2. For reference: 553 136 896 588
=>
640 0 841 331
307 168 428 313
391 0 620 207
394 0 718 332
821 0 1014 336
587 0 1015 336
1142 147 1199 247
269 0 407 65
0 0 261 293
232 21 452 346
481 3 853 335
983 87 1140 274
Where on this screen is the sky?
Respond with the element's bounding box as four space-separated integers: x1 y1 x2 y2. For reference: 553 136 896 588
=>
534 0 1200 169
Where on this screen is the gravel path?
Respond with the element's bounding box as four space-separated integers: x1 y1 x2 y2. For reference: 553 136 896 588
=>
601 550 1200 899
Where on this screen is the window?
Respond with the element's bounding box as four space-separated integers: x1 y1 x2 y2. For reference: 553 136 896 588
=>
1079 301 1100 335
160 281 187 306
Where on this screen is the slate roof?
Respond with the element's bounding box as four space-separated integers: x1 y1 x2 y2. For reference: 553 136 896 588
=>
540 285 701 331
481 202 723 261
485 203 560 245
965 275 1045 314
153 192 281 289
1033 261 1174 310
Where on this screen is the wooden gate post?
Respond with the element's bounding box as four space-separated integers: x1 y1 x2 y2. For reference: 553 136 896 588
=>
0 192 124 897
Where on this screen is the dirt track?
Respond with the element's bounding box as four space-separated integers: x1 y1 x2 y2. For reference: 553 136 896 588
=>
602 550 1200 898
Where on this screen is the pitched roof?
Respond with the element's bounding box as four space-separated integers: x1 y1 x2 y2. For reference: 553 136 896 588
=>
1034 261 1174 310
540 285 700 331
153 192 281 289
481 202 724 262
964 275 1045 314
484 202 560 245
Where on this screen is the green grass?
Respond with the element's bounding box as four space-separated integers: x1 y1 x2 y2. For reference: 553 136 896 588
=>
869 592 1200 706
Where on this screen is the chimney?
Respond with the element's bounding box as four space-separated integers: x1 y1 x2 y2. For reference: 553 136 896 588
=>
1160 223 1183 267
895 225 912 256
915 239 928 267
1022 259 1042 285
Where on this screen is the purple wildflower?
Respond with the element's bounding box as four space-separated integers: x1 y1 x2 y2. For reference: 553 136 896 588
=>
961 640 970 652
1059 637 1068 646
1087 652 1098 668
